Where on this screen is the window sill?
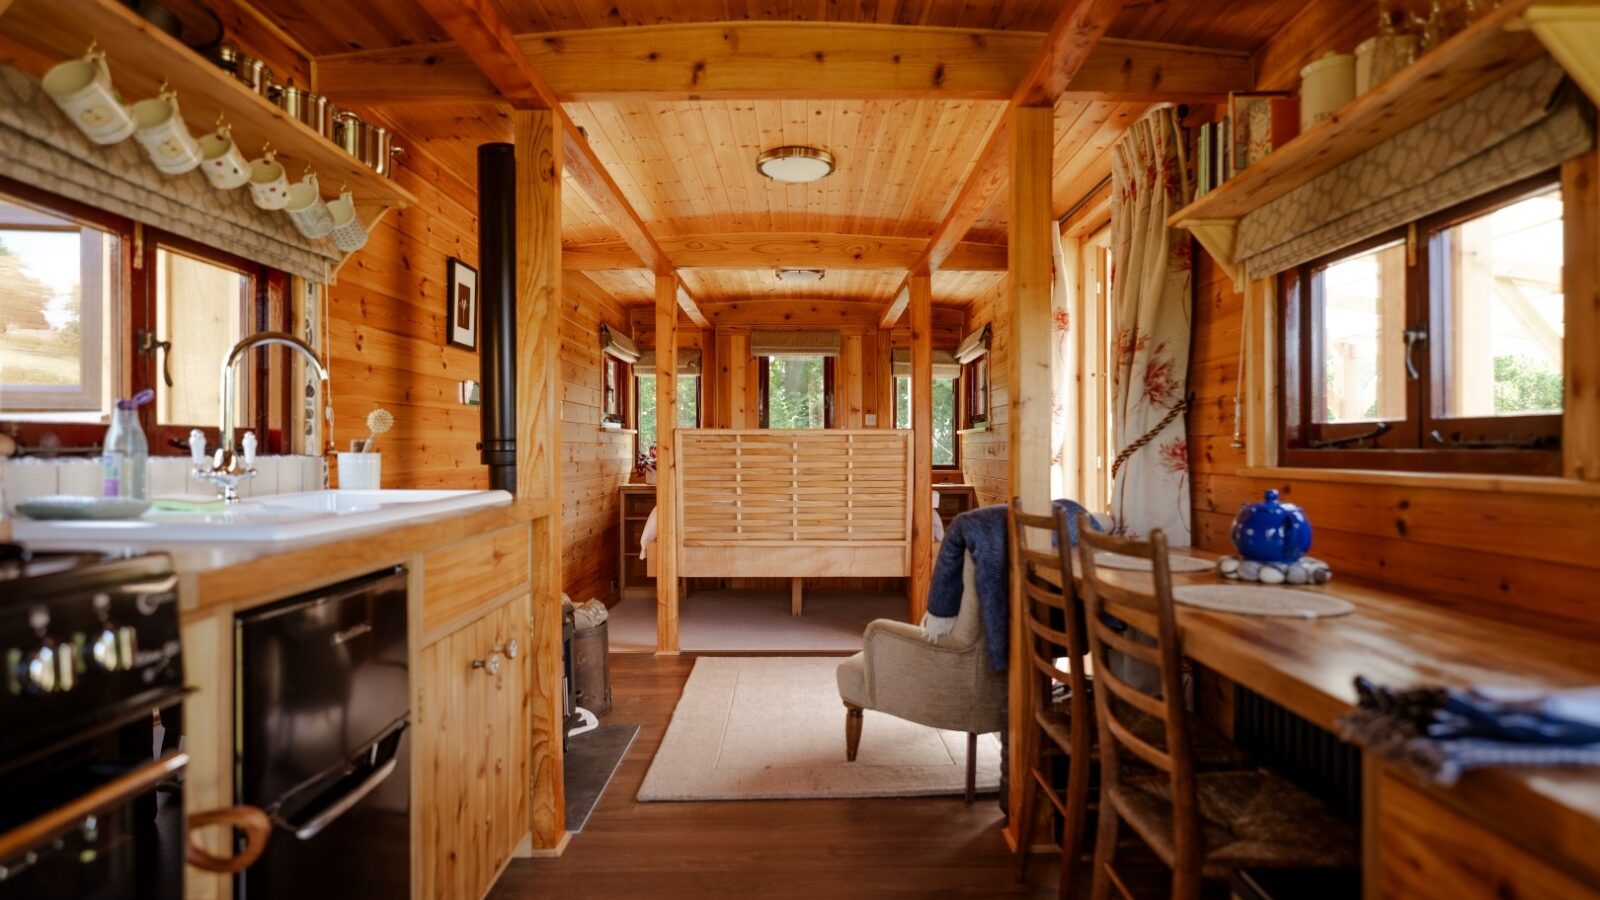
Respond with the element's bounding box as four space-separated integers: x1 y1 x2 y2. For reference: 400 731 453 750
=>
1240 466 1600 498
956 426 991 436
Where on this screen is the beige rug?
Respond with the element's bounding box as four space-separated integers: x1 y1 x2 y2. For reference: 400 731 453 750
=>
637 657 1002 801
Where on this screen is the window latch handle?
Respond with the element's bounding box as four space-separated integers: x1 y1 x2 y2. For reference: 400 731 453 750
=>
1403 329 1427 381
136 329 174 388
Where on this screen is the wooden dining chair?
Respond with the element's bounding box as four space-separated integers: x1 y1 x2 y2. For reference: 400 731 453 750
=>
1009 499 1095 897
1075 517 1359 900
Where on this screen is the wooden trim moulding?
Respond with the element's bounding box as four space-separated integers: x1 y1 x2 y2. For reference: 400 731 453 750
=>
1239 466 1600 498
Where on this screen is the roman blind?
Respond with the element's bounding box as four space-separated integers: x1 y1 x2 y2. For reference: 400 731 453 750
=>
635 348 701 373
954 324 991 364
599 323 640 363
890 348 961 378
1237 58 1592 280
750 330 841 357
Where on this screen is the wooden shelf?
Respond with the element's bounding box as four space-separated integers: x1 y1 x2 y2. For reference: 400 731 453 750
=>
1169 0 1549 230
0 0 415 210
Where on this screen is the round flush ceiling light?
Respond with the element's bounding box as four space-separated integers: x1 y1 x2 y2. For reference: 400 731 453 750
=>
775 268 826 284
756 146 836 183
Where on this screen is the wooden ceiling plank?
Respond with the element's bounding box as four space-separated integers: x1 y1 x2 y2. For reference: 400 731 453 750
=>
880 0 1123 323
562 232 1008 270
413 0 680 280
313 24 1250 104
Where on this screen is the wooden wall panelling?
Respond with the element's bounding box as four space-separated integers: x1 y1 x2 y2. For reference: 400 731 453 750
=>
560 271 635 605
909 275 934 620
959 277 1011 506
422 527 532 635
1004 104 1055 833
840 332 866 428
654 273 681 653
511 108 566 850
327 145 486 489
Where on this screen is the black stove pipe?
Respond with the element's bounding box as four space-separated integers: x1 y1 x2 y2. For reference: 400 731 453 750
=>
478 143 518 492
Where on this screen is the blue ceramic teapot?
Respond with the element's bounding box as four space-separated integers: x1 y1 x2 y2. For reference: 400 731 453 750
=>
1230 489 1313 564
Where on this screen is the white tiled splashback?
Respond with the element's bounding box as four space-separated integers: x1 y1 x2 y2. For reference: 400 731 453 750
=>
0 455 326 514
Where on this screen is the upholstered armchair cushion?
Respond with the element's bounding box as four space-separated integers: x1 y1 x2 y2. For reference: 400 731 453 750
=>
836 550 1007 736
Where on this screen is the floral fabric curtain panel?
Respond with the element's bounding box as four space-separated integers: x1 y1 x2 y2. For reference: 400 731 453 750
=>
1108 107 1193 542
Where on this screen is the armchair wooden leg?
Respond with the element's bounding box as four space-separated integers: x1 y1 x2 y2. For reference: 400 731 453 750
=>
791 577 803 616
965 732 977 805
844 704 864 761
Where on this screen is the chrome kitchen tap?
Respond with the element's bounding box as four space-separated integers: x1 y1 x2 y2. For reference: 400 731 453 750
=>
190 331 329 503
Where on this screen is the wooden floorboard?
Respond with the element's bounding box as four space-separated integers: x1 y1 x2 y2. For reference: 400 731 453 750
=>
488 653 1062 898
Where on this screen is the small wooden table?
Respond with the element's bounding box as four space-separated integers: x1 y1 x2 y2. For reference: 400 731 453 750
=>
1040 551 1600 894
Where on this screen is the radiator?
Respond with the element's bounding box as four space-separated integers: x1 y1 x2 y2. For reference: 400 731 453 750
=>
1233 686 1363 821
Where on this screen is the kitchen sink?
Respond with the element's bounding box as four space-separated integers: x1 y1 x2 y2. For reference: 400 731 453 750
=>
11 489 513 545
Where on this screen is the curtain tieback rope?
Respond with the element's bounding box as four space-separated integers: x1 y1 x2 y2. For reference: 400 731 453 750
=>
1111 393 1193 482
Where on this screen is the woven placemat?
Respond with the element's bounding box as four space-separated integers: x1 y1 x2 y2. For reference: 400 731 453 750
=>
1173 584 1355 619
1094 552 1214 573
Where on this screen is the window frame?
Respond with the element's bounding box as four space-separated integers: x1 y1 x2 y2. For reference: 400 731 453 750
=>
962 355 990 430
892 370 962 469
0 177 294 456
1280 170 1565 476
602 353 630 429
757 355 835 429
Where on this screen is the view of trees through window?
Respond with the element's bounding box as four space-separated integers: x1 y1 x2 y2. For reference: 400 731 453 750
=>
0 203 94 406
894 374 957 465
765 356 826 429
637 373 698 456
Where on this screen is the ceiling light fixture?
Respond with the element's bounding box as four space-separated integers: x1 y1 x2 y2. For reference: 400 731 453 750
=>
756 145 836 183
775 268 826 284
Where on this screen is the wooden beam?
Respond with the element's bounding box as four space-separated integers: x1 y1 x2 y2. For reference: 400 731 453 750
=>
1563 147 1600 480
563 232 1004 272
511 107 566 850
1005 104 1055 840
909 274 935 621
676 283 710 329
879 0 1123 321
655 273 682 653
880 285 911 328
315 24 1251 104
563 232 1009 272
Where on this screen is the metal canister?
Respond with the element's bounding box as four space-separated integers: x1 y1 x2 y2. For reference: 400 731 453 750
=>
277 85 335 139
335 110 364 159
227 51 275 98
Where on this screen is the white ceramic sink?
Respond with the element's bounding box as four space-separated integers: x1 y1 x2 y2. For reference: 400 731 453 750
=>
12 489 513 545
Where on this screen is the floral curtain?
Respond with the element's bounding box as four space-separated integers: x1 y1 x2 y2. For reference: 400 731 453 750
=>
1109 107 1193 543
1049 222 1077 501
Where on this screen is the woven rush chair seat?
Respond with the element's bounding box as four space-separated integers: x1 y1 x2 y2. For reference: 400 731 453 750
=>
1109 769 1360 876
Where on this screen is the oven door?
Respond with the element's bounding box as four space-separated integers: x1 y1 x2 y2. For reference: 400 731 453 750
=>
0 752 187 900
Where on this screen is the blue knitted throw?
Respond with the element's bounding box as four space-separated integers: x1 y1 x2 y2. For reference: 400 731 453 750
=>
925 505 1010 671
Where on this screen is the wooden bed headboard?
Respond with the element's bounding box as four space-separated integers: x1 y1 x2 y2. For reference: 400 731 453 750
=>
672 429 913 578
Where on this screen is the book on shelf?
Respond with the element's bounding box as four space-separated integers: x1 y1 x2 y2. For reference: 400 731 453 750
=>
1228 91 1298 172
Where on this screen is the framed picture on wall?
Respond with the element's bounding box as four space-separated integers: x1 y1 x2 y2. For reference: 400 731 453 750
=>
447 258 478 351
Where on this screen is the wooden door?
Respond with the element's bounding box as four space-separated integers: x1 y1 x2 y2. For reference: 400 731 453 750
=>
416 597 531 900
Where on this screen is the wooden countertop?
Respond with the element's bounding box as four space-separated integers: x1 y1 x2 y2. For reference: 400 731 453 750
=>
1044 551 1600 884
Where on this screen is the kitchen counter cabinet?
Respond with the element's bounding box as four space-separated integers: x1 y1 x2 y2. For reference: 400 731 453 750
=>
170 501 555 900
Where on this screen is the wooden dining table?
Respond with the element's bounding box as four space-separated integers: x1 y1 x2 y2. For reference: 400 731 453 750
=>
1039 548 1600 895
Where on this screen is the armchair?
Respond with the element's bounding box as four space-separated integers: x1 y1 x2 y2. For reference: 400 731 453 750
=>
835 550 1007 803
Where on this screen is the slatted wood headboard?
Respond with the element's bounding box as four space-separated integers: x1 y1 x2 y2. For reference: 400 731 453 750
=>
672 429 912 578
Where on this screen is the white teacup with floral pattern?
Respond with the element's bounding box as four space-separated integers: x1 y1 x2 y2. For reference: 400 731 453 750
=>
42 51 135 145
248 151 290 210
130 91 203 175
198 125 251 190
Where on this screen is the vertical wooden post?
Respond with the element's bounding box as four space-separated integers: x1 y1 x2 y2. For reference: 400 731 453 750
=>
1563 147 1600 480
655 273 681 653
909 274 935 621
1005 105 1054 832
512 109 566 850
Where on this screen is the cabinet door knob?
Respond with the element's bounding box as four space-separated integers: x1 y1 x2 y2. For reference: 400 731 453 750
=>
471 653 502 677
502 639 520 660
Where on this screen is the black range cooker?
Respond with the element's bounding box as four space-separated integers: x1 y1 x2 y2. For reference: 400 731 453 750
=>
0 543 190 899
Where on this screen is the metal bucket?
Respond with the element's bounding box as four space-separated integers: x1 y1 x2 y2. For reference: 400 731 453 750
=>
334 111 405 177
217 43 274 98
571 621 611 717
277 85 336 140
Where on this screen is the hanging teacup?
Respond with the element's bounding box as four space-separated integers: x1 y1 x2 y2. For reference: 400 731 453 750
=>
131 90 202 175
42 48 135 145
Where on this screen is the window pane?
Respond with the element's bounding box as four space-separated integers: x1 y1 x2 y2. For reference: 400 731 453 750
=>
637 373 657 456
766 356 826 429
1312 240 1407 424
678 374 699 428
1438 187 1563 418
932 376 956 466
156 247 248 425
894 375 910 429
0 198 113 413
